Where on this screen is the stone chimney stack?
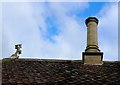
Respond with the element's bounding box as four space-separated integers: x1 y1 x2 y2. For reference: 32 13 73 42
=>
82 17 103 65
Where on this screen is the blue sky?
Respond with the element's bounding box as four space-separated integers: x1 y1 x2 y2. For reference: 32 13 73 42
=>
0 1 119 61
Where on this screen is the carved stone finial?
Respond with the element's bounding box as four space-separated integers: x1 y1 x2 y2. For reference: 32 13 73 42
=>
11 44 22 59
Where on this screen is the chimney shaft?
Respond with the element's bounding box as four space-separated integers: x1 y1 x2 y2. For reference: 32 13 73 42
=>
85 17 100 52
82 17 103 65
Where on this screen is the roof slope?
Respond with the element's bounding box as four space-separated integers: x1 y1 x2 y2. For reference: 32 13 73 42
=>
2 58 120 85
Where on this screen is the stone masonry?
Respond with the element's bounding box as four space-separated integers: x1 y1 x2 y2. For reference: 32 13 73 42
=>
82 17 103 65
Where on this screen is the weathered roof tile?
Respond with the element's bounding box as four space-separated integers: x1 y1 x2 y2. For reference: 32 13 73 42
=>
2 59 120 85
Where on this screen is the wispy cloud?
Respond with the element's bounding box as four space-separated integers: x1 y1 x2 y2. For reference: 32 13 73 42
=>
97 3 118 60
1 0 119 2
2 2 118 61
0 3 2 59
2 2 88 59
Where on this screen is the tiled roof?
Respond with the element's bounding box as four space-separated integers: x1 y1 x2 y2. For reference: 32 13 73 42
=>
2 58 120 85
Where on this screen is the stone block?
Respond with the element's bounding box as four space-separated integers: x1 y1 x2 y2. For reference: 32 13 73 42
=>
82 52 103 65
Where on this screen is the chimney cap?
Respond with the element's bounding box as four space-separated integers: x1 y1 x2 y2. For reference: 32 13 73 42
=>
85 17 99 26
